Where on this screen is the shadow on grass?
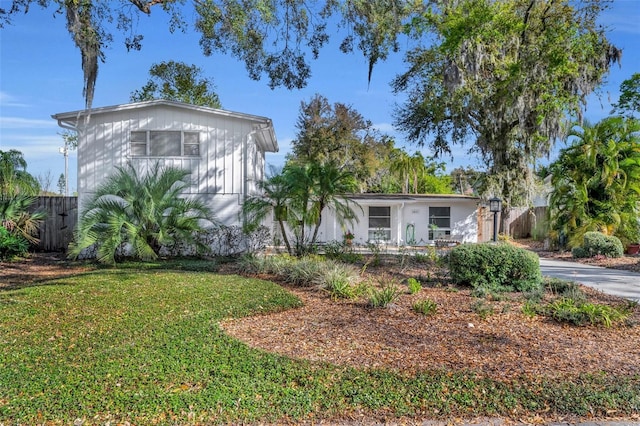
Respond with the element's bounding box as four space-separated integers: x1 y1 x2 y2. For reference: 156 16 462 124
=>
1 254 222 292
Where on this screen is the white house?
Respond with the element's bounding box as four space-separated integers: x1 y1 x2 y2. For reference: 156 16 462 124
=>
312 193 481 246
52 100 278 225
53 100 481 250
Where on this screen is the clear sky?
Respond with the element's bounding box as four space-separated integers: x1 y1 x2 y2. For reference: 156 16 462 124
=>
1 1 639 194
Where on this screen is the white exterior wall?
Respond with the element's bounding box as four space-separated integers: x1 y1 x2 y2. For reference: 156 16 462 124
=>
71 103 272 226
316 197 479 246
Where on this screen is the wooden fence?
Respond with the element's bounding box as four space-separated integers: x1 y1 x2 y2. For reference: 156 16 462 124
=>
478 206 548 242
30 196 78 252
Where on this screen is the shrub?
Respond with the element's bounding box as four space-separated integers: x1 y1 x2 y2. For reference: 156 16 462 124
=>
368 282 401 308
543 298 632 327
413 299 437 316
572 232 623 258
0 226 28 260
323 240 364 264
237 254 361 290
448 243 542 292
326 277 358 300
544 277 587 302
407 277 422 294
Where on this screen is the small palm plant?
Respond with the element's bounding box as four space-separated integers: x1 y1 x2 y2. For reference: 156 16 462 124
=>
69 162 216 264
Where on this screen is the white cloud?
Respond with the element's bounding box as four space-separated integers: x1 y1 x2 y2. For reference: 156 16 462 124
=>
0 116 57 129
0 91 29 108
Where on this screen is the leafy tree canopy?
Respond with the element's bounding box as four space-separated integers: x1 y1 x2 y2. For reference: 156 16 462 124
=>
289 94 453 194
1 0 420 109
288 94 385 187
393 0 620 214
0 149 40 197
130 60 222 108
613 73 640 118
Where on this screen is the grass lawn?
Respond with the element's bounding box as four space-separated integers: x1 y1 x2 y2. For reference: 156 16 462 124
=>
1 261 639 424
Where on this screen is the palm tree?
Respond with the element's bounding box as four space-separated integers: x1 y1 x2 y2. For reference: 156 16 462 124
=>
549 117 640 247
0 194 46 244
243 161 360 256
307 161 360 244
0 150 44 248
243 170 295 254
390 150 427 194
69 162 216 264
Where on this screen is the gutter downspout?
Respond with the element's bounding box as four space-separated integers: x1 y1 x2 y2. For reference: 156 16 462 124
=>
57 119 79 197
398 202 404 247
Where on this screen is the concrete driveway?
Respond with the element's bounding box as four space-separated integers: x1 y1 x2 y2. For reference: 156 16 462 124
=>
539 258 640 302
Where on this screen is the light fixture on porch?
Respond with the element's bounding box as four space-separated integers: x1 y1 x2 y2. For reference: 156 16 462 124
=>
489 197 502 242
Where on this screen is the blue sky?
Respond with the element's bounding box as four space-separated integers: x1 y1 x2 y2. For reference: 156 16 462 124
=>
1 1 639 194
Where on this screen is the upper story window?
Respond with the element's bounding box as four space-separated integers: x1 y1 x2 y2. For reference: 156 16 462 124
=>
130 131 200 157
429 206 451 239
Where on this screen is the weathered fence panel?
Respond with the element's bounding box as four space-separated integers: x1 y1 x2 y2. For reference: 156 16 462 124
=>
505 206 548 239
478 205 547 242
30 196 78 252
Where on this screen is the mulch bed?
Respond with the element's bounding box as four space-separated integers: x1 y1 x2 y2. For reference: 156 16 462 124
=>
221 271 640 382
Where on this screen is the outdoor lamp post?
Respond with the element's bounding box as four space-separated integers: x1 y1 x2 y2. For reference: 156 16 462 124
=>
489 197 502 242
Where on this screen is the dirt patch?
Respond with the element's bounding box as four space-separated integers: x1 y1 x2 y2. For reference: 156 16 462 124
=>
0 252 95 290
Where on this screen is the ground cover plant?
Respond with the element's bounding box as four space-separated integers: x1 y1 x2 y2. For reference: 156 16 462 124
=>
1 254 639 424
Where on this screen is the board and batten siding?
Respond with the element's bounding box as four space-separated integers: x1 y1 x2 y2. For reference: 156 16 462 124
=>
67 102 274 226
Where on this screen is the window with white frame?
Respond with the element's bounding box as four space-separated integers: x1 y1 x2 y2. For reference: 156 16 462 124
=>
428 206 451 239
368 206 391 241
130 131 200 157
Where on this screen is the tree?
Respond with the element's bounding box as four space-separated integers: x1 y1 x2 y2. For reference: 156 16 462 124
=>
0 194 46 245
243 168 295 254
1 1 420 109
288 94 386 187
36 170 54 195
450 167 485 196
130 61 222 108
0 150 44 246
243 161 359 256
57 173 66 195
0 150 39 197
389 150 428 194
613 73 640 118
393 0 621 229
548 117 640 248
69 162 216 264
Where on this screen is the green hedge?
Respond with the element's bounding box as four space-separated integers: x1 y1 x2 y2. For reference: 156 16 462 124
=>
572 232 624 258
449 243 542 292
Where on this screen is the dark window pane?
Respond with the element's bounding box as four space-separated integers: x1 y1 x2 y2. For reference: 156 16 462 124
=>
370 217 391 228
370 206 390 217
150 131 180 156
429 207 450 218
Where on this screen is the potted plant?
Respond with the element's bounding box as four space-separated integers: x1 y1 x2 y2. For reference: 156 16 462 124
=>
343 230 355 246
627 241 640 255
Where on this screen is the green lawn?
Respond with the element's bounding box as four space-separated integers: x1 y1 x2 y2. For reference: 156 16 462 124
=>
1 263 638 424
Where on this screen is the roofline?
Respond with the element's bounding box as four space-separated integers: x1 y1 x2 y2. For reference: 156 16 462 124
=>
345 193 480 202
52 99 273 123
51 99 279 152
